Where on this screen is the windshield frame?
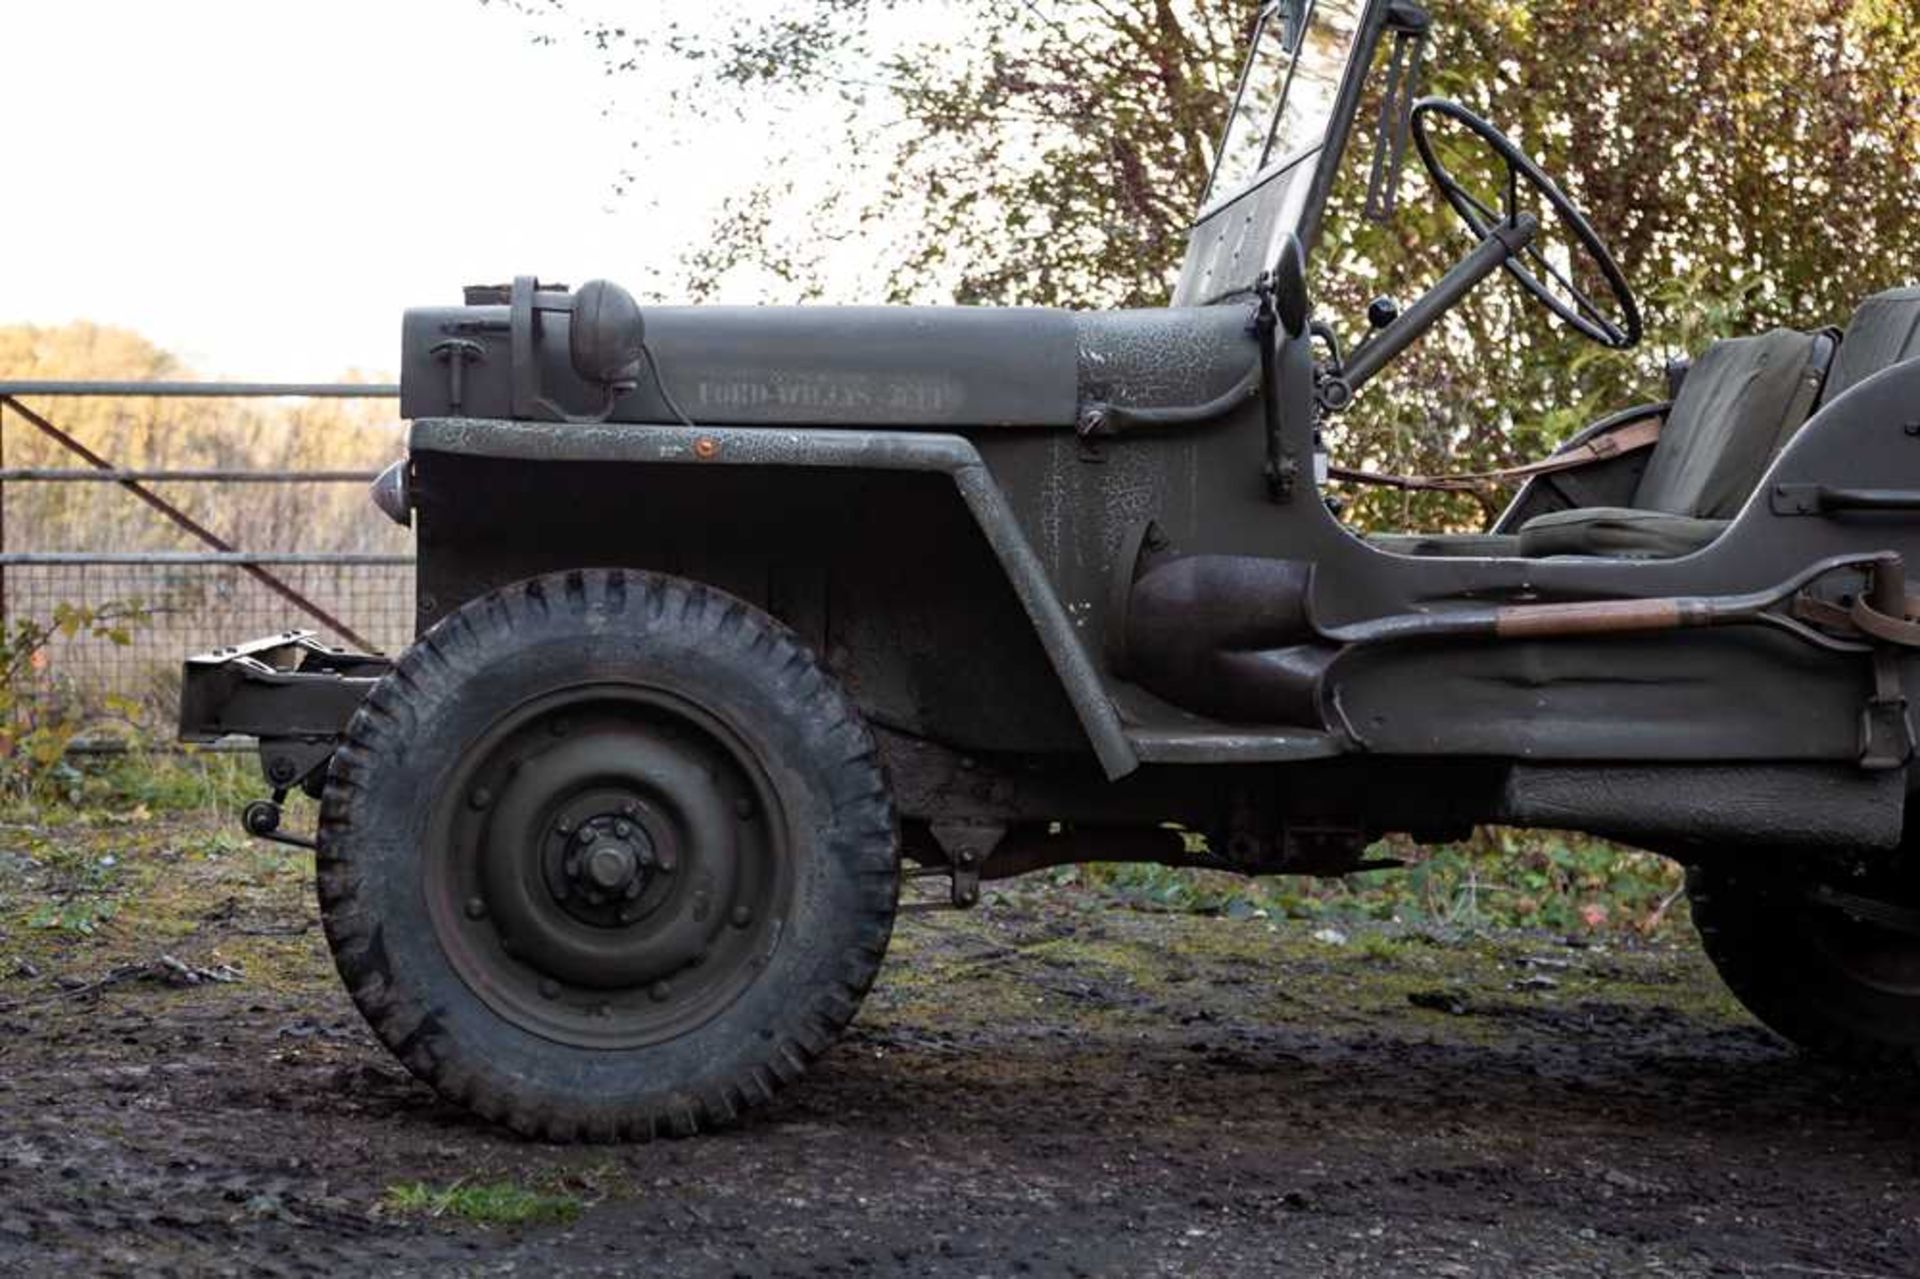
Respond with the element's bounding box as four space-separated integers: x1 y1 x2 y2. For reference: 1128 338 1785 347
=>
1193 0 1380 231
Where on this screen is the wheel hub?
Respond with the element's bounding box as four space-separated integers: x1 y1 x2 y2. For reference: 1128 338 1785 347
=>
429 688 790 1049
583 838 640 891
560 812 659 906
542 793 684 931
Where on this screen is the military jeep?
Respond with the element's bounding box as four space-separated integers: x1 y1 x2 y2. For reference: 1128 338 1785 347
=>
181 0 1920 1139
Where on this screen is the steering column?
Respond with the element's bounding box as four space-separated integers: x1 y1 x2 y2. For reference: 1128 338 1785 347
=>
1331 213 1539 408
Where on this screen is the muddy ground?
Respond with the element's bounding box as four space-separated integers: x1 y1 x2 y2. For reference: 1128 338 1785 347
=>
0 807 1916 1277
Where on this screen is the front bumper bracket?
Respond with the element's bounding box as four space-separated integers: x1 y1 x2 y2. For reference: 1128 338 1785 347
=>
178 632 393 844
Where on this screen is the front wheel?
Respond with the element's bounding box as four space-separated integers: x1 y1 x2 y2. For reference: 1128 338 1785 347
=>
1688 860 1920 1067
317 568 898 1140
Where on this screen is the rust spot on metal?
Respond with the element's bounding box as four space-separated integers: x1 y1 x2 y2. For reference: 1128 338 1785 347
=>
693 437 720 460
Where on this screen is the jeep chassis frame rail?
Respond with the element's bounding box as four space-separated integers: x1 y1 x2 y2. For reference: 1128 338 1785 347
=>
178 632 392 847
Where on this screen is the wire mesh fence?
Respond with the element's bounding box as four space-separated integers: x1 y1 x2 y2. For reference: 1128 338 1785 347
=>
0 383 411 742
6 557 415 733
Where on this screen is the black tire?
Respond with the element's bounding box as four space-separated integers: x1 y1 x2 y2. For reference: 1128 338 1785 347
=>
1688 861 1920 1067
316 568 898 1140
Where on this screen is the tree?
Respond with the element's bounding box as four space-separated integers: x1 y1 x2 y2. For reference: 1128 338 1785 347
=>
491 0 1249 306
507 0 1920 529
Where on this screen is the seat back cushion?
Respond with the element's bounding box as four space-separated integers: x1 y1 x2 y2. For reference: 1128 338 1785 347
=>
1825 286 1920 402
1632 327 1830 519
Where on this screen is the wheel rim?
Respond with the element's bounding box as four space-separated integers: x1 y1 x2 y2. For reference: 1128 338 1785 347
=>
425 683 791 1049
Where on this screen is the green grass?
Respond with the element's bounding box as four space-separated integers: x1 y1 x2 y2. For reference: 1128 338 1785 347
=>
26 895 119 936
1048 827 1689 938
0 747 332 993
381 1180 583 1227
94 748 255 814
0 746 255 821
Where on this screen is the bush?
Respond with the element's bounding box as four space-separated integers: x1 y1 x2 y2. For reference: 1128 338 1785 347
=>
0 600 149 799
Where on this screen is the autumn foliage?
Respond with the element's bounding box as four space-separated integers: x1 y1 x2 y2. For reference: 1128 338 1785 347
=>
550 0 1919 529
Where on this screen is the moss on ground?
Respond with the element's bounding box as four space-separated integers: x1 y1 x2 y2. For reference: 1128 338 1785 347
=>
878 893 1748 1062
381 1180 583 1227
0 757 328 1006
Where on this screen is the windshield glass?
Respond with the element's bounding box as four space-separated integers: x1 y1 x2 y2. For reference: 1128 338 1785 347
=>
1203 0 1368 209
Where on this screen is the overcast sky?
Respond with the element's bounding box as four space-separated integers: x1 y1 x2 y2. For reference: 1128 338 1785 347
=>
0 0 782 380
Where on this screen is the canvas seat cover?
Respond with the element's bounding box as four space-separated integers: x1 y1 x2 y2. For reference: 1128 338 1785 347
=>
1821 286 1920 401
1514 507 1732 559
1517 327 1830 558
1369 531 1520 557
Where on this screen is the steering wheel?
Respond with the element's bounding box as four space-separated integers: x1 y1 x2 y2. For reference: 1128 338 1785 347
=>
1410 98 1642 350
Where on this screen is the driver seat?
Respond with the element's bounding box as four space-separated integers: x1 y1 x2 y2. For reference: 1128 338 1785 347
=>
1515 326 1834 557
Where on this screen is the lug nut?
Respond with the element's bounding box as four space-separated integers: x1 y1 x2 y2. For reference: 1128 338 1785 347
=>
730 905 752 928
539 978 559 999
733 797 753 819
464 897 487 920
614 821 631 838
468 786 493 810
649 981 671 1003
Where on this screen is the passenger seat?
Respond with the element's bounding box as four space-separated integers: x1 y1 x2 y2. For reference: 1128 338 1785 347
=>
1518 328 1834 558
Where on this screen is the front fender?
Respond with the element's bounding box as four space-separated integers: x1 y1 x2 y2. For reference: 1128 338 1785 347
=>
404 418 1138 779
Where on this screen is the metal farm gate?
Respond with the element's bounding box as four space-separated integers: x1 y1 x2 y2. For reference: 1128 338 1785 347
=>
0 382 413 739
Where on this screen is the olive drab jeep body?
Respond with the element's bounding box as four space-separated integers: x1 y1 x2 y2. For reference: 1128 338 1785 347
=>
180 0 1920 1138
